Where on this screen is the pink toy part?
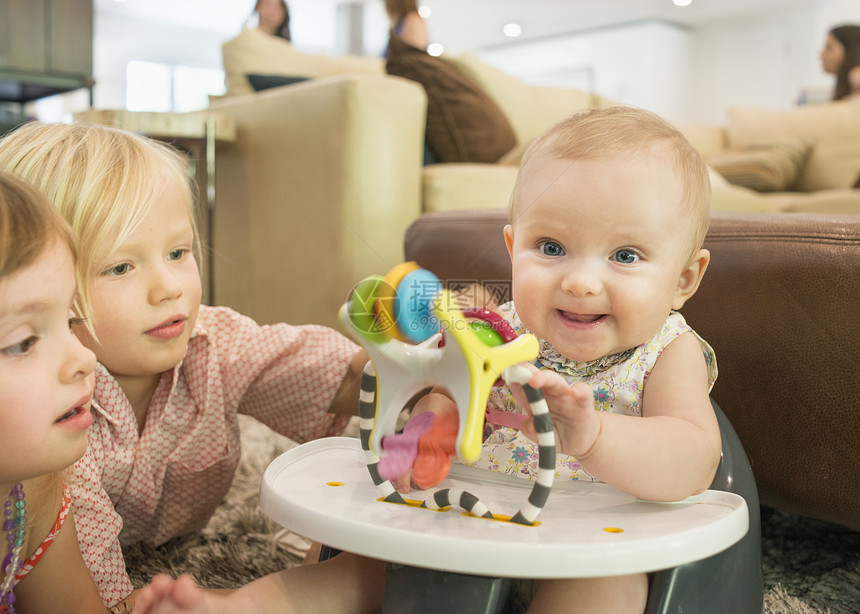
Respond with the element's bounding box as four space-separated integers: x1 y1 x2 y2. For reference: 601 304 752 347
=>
378 411 436 483
412 407 459 490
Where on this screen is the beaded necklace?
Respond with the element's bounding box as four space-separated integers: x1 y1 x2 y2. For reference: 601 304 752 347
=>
0 483 26 614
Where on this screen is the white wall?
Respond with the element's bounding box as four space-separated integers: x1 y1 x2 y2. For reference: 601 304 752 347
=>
476 21 696 124
93 14 228 111
687 4 841 124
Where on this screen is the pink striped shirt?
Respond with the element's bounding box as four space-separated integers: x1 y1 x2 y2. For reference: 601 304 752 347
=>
70 306 358 606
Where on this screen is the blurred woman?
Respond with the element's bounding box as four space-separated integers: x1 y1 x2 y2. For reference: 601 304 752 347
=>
385 0 428 50
820 24 860 101
254 0 291 41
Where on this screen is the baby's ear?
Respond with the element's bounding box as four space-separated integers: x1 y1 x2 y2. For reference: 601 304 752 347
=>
503 224 515 260
673 248 710 310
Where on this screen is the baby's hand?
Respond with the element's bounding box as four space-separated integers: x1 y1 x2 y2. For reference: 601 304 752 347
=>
132 574 215 614
521 371 600 459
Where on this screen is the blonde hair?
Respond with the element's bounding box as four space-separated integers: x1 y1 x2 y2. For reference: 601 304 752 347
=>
512 106 711 256
0 121 197 326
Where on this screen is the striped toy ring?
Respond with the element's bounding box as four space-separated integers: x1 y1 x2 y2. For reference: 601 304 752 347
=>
358 367 555 526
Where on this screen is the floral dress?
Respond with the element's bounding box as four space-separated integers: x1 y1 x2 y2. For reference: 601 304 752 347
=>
466 303 718 482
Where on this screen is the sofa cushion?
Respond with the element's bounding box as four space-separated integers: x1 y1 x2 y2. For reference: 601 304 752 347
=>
386 37 517 164
707 137 813 192
450 52 611 145
728 102 860 192
422 163 518 213
707 167 790 213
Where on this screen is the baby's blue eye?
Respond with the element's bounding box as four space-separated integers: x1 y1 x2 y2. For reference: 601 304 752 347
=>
168 249 186 261
539 241 564 257
612 249 639 264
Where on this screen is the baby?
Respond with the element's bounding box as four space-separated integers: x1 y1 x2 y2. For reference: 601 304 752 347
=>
133 105 721 614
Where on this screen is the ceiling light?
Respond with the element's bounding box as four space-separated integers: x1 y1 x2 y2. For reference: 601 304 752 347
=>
427 43 444 57
418 5 431 18
673 0 692 6
503 23 523 38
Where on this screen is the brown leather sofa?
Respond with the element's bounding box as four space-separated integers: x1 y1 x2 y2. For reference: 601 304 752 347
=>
403 208 860 532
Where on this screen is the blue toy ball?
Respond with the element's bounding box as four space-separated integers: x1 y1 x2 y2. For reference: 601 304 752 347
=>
394 268 443 343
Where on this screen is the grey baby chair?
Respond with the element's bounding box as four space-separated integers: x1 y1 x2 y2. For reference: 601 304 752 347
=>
644 398 763 614
322 398 763 614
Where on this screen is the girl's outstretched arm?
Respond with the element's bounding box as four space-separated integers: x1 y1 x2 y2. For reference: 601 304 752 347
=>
327 349 370 416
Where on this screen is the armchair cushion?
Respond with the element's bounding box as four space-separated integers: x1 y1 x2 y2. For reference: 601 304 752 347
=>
385 36 516 164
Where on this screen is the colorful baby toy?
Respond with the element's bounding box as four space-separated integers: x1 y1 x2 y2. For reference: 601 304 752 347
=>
339 262 556 525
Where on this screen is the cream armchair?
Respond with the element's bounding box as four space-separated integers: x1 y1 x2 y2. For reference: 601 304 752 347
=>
208 74 426 329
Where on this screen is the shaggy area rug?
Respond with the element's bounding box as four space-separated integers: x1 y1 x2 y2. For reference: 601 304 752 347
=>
124 416 860 613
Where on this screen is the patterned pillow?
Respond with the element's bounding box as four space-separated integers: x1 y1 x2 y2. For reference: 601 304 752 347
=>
707 137 814 192
386 36 517 164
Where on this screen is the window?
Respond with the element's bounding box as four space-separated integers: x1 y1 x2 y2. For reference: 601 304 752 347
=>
126 61 225 113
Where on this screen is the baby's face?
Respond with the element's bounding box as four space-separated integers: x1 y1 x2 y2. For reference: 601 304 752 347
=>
77 180 201 381
505 149 705 362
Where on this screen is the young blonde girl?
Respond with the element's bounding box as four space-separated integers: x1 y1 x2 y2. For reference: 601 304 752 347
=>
0 122 367 610
0 172 105 613
131 107 721 614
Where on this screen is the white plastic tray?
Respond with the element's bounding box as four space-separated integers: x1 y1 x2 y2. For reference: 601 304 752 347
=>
260 437 748 578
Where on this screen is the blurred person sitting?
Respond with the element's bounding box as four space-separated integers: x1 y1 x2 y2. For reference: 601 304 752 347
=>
821 24 860 101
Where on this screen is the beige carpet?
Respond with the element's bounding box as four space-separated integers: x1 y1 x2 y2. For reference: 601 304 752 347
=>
123 415 859 613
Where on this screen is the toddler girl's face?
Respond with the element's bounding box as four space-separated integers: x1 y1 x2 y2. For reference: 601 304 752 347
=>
505 149 706 362
0 240 96 485
77 181 202 381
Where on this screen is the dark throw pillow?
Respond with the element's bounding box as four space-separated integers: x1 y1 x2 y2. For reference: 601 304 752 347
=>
246 74 309 92
385 36 516 164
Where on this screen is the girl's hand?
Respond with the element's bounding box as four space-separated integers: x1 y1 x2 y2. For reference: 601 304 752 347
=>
520 371 600 459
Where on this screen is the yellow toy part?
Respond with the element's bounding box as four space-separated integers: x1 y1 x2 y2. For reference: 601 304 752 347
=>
432 290 538 462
